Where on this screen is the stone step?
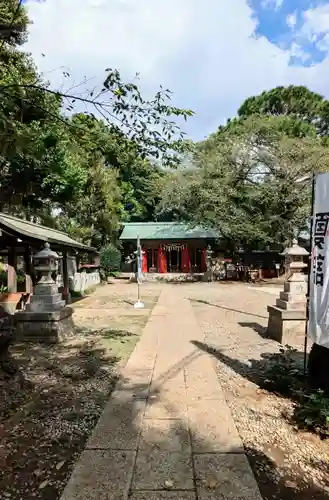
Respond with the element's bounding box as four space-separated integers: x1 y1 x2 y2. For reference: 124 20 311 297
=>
276 298 306 310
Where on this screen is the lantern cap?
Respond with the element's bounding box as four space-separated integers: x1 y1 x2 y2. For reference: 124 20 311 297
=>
280 239 309 257
34 242 60 260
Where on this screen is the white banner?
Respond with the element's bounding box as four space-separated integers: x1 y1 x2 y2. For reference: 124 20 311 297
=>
309 172 329 347
136 236 144 284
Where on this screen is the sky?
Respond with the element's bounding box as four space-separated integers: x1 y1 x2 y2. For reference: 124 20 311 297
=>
24 0 329 140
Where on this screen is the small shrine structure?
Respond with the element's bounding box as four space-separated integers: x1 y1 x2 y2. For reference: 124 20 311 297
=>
120 222 220 274
0 212 98 319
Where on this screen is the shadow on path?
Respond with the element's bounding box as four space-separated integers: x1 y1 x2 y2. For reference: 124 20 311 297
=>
64 352 329 500
191 340 329 499
3 333 328 499
191 340 268 386
238 321 268 339
190 298 267 319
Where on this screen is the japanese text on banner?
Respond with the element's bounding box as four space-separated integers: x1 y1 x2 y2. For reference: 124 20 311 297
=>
313 212 329 288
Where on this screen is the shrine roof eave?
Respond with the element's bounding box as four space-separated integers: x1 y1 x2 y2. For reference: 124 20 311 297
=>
0 213 98 253
119 222 221 241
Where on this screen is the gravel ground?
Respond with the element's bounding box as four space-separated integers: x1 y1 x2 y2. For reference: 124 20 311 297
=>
187 282 329 500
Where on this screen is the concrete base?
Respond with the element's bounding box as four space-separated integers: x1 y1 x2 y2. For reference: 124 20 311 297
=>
14 307 74 344
267 305 306 344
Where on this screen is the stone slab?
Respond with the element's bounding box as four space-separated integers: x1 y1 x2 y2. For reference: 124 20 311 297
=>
139 419 191 452
27 299 66 312
34 282 58 295
144 392 188 420
267 305 305 343
284 281 307 294
117 368 154 399
87 391 146 450
279 291 306 302
185 360 224 400
267 304 305 320
129 492 196 500
125 346 158 372
132 450 194 491
150 370 186 393
15 306 74 322
275 298 306 310
187 402 243 453
29 291 62 303
60 449 135 500
194 453 262 499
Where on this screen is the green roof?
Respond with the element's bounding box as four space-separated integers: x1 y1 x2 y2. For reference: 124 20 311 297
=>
0 213 96 252
119 222 220 241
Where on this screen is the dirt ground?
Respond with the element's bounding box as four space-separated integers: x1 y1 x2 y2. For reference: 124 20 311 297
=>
0 281 160 500
2 280 329 500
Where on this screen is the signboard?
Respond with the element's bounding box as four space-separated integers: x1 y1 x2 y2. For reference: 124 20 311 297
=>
162 243 186 251
309 172 329 347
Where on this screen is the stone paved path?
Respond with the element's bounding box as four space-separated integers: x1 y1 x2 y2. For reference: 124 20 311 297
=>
61 286 263 499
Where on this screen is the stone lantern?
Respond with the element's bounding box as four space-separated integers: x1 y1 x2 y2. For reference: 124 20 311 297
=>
15 242 74 343
280 239 308 281
267 239 309 344
28 243 64 312
203 245 214 282
206 245 213 270
33 242 60 290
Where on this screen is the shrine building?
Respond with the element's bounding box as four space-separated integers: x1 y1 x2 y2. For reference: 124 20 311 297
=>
119 222 220 274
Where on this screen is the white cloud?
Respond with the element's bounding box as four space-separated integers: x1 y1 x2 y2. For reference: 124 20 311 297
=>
287 12 297 29
261 0 283 11
289 42 311 63
24 0 329 139
293 4 329 54
303 4 329 34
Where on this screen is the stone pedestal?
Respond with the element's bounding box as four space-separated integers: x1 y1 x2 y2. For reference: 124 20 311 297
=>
267 239 308 344
267 305 306 344
14 243 74 343
15 307 74 344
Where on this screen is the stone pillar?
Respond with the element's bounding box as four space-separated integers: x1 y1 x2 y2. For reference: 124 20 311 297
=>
7 248 17 293
267 239 309 344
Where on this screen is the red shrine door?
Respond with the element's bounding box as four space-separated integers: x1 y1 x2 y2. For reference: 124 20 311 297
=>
157 247 167 273
181 246 191 273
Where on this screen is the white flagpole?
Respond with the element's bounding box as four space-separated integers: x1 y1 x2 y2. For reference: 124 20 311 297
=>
134 235 144 309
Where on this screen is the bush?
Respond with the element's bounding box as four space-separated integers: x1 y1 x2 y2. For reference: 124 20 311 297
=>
100 244 121 278
264 345 304 395
264 345 329 438
294 390 329 436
